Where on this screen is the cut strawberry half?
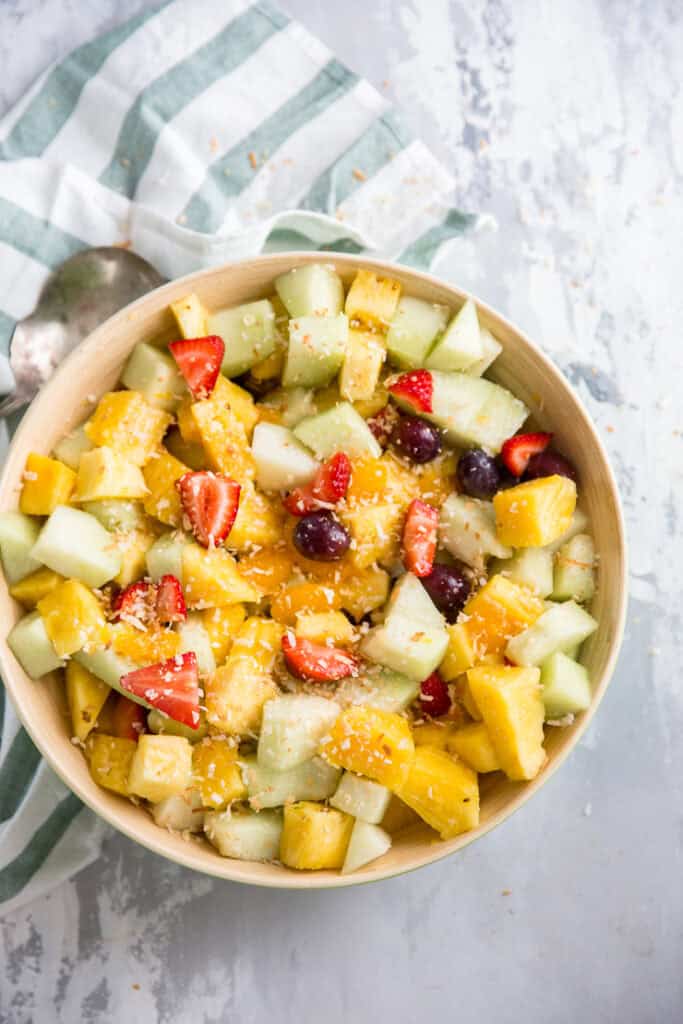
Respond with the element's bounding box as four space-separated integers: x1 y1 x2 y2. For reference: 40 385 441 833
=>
111 694 147 740
169 336 225 400
403 499 439 578
281 632 360 682
419 672 451 717
501 431 553 477
156 574 187 623
112 580 156 626
367 404 399 446
176 471 241 547
282 452 351 516
388 370 434 414
119 651 201 729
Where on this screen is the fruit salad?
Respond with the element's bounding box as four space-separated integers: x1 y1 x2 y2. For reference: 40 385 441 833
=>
1 264 599 875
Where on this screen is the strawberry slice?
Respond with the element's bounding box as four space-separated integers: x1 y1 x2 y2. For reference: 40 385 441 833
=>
176 471 241 547
119 651 201 729
283 452 351 516
169 336 225 400
156 574 187 623
281 632 360 682
419 672 451 717
403 499 439 578
111 694 147 740
112 580 156 625
501 431 553 477
388 370 434 414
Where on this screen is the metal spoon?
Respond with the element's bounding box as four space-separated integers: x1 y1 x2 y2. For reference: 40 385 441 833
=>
0 247 165 416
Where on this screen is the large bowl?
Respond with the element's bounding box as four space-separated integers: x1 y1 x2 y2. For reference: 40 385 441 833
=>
0 253 627 888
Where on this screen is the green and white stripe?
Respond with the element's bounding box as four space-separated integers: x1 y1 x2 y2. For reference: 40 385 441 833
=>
0 0 474 912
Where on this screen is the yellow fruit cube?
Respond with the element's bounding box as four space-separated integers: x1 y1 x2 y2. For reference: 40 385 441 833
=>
448 722 500 773
85 391 172 466
164 429 205 470
345 269 401 330
109 622 180 664
38 579 108 656
170 292 208 338
190 396 255 480
237 547 293 596
271 581 342 626
228 483 282 552
493 475 577 548
205 665 278 735
202 604 246 665
20 453 76 515
295 611 355 647
461 574 546 659
66 661 110 742
340 501 404 569
9 568 63 609
87 734 136 795
111 526 157 588
412 721 459 750
453 675 483 721
337 566 390 621
192 738 246 810
212 375 259 437
339 328 386 403
177 395 202 443
397 746 479 839
417 452 458 508
440 622 477 681
142 448 188 526
181 544 259 609
353 388 389 420
320 706 415 789
74 447 148 502
280 802 354 870
230 616 284 670
250 344 285 382
346 453 419 509
128 734 194 802
467 665 546 781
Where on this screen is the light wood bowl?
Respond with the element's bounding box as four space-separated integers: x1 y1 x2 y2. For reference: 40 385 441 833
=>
0 253 627 888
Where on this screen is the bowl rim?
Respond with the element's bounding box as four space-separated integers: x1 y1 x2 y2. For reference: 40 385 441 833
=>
0 251 628 889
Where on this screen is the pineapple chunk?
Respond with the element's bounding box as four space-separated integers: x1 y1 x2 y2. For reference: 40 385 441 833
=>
128 734 193 802
74 447 148 502
202 604 246 665
339 328 386 403
453 675 483 721
319 706 415 789
38 579 108 656
205 617 282 733
170 292 208 338
164 429 205 470
412 721 459 750
182 543 260 609
86 734 136 795
494 475 577 548
20 453 76 515
340 501 404 570
237 547 293 596
85 391 171 466
460 574 546 659
66 661 110 741
467 665 546 781
271 581 342 626
295 610 354 647
448 722 500 773
109 622 180 664
345 269 401 330
440 622 478 681
9 568 63 608
212 375 259 437
111 526 157 588
142 448 189 527
227 483 282 552
190 395 255 480
280 801 354 870
397 746 479 839
337 565 390 621
192 738 246 810
381 795 421 834
229 616 284 671
176 396 202 443
346 453 420 508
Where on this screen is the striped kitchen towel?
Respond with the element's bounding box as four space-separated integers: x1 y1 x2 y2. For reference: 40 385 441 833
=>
0 0 475 913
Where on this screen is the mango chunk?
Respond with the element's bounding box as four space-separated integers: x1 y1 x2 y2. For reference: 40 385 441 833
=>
280 801 353 870
74 447 148 501
142 448 189 527
66 661 111 742
86 734 136 796
271 581 342 626
20 453 76 515
182 543 260 609
109 622 180 664
295 611 355 647
493 475 577 548
397 745 479 839
192 738 246 810
460 574 545 659
85 390 171 466
319 706 415 789
237 547 293 596
38 579 108 656
467 665 546 781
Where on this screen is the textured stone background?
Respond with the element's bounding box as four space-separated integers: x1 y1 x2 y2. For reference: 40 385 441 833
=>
1 2 682 1022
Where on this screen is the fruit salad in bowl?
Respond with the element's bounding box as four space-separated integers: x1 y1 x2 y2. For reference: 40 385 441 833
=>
0 260 609 878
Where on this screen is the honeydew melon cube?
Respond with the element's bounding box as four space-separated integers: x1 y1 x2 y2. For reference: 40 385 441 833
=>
552 533 595 603
151 789 205 832
177 612 216 676
275 263 343 318
440 493 512 569
341 820 392 874
257 695 340 772
30 506 121 588
293 403 381 460
426 299 483 372
52 424 93 470
82 499 147 533
0 511 43 583
251 422 318 492
490 547 555 598
208 299 277 378
540 651 592 719
74 648 146 704
147 707 209 742
360 573 448 682
412 371 528 453
282 314 349 389
205 808 283 861
336 668 420 713
466 327 502 377
330 773 391 824
242 755 341 810
262 386 317 428
121 341 186 412
506 600 598 667
386 296 449 369
145 532 188 583
545 508 590 554
7 610 64 678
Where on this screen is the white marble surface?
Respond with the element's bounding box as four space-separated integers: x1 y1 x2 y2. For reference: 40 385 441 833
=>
1 1 682 1022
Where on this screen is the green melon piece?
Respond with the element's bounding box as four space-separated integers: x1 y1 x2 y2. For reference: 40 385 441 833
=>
545 508 590 553
540 652 592 719
8 611 64 678
491 547 555 597
0 512 43 583
74 647 140 693
282 314 348 388
178 613 216 676
260 386 317 428
360 574 448 682
208 299 277 378
121 341 186 411
52 424 93 470
440 493 511 568
274 263 343 317
330 773 391 824
386 296 449 369
552 533 595 603
251 422 318 492
145 533 188 583
336 668 420 713
151 790 205 832
257 695 340 772
82 500 147 533
506 601 598 667
30 506 121 588
147 708 208 742
466 327 502 377
426 299 483 372
204 808 283 861
242 755 341 810
342 820 391 874
293 402 381 460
